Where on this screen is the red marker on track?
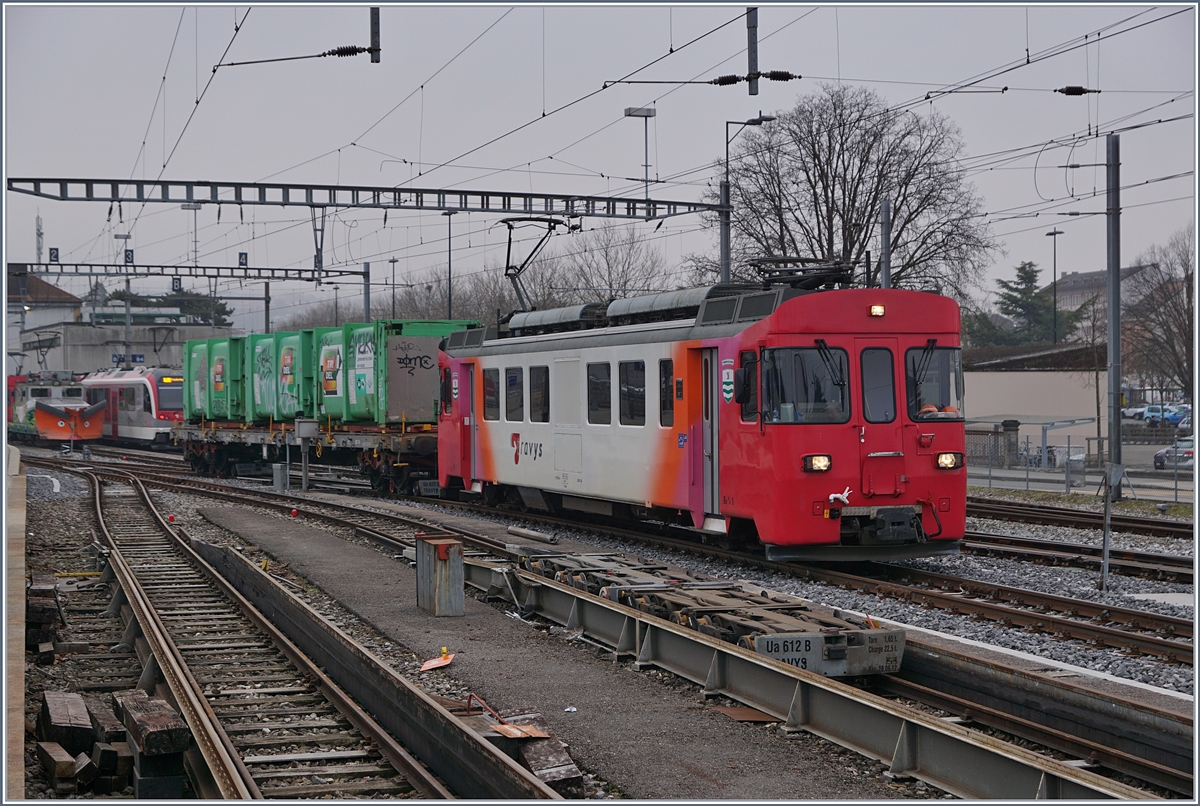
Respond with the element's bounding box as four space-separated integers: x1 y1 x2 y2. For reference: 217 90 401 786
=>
291 509 298 518
168 514 175 523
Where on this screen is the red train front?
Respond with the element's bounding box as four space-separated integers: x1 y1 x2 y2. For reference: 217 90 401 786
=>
438 277 964 562
719 288 965 560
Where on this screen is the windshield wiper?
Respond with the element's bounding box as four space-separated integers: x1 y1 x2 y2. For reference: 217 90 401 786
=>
913 338 938 385
813 340 845 387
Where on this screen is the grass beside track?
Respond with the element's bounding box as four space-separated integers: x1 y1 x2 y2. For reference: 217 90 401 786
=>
968 486 1194 520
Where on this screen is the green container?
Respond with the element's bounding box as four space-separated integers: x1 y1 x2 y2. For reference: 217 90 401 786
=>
243 334 275 423
314 326 347 421
205 336 245 420
274 329 316 421
183 340 209 422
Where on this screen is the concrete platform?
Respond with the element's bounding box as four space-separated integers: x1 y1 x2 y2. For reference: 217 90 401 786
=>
7 447 27 801
195 505 903 800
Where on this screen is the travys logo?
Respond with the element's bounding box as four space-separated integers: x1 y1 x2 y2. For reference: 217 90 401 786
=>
511 433 543 465
721 368 734 403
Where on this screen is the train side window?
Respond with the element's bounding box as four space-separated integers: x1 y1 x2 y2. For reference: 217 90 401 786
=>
124 386 138 410
441 369 453 414
659 359 674 427
505 367 524 422
529 366 550 423
618 360 645 426
143 386 153 413
30 388 49 398
63 387 83 398
587 363 611 424
861 348 895 423
738 351 758 421
482 369 500 420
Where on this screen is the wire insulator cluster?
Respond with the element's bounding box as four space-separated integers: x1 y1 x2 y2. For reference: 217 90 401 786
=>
322 45 369 58
709 70 801 86
1055 86 1101 95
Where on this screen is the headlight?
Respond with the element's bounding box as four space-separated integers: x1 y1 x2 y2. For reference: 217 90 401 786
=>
803 455 832 472
936 452 964 469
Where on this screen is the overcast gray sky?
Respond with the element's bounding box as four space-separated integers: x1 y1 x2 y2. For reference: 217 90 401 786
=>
4 3 1196 331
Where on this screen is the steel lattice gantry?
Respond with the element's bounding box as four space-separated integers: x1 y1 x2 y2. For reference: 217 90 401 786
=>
7 178 718 221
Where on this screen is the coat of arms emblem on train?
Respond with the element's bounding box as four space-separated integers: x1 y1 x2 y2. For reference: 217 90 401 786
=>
721 368 735 403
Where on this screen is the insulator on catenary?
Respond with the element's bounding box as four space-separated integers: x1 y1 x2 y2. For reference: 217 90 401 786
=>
1055 85 1099 95
710 74 743 86
323 45 368 58
765 70 800 81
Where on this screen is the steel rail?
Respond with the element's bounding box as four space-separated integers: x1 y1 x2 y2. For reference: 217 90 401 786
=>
85 469 259 799
869 674 1192 795
869 562 1193 640
964 532 1193 583
108 471 469 800
967 496 1193 538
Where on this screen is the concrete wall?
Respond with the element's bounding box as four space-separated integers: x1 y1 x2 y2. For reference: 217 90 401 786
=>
965 369 1109 445
18 323 232 373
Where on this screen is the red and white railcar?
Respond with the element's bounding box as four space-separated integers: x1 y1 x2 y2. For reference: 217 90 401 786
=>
439 274 965 561
81 366 185 446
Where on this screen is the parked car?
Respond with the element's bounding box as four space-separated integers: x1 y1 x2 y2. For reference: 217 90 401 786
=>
1122 404 1146 419
1178 413 1192 435
1142 404 1166 427
1164 405 1191 426
1153 437 1194 470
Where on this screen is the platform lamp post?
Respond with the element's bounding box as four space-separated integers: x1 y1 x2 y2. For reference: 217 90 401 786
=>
332 284 340 327
1045 228 1064 344
443 211 457 319
624 107 656 205
720 112 776 283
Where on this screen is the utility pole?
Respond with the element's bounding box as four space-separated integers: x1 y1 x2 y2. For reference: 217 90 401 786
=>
1046 228 1064 344
746 8 759 96
389 256 398 319
879 200 892 288
1106 133 1122 498
443 211 456 319
362 261 371 322
264 281 271 333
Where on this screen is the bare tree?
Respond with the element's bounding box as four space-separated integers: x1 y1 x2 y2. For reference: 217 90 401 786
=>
561 224 669 304
1124 226 1194 393
702 84 997 295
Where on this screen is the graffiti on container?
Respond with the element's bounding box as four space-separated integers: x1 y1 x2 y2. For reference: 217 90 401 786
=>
394 343 435 377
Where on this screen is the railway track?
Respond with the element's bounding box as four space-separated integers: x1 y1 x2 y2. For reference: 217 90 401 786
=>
968 495 1194 539
35 458 1193 666
28 458 1192 796
32 463 559 800
90 470 451 799
964 532 1194 584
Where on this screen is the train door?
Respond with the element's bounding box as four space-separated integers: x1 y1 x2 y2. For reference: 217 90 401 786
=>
108 389 120 439
701 348 720 515
460 364 475 484
855 338 906 497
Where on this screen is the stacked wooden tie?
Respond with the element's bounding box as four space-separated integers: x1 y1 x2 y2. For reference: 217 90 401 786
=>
26 570 60 664
34 689 190 797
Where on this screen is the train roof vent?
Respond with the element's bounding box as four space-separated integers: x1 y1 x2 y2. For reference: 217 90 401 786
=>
605 287 711 325
736 291 779 322
464 328 486 347
698 296 738 325
509 303 606 335
447 330 468 348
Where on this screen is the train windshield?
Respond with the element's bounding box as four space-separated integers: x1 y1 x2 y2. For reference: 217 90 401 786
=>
905 345 964 420
761 346 849 424
156 382 184 410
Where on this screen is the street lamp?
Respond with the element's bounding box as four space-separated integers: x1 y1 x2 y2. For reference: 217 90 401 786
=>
388 256 398 319
721 111 776 283
1045 228 1064 344
443 211 457 319
331 284 340 327
624 107 656 204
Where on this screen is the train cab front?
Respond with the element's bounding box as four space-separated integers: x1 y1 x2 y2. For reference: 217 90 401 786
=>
724 291 966 563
